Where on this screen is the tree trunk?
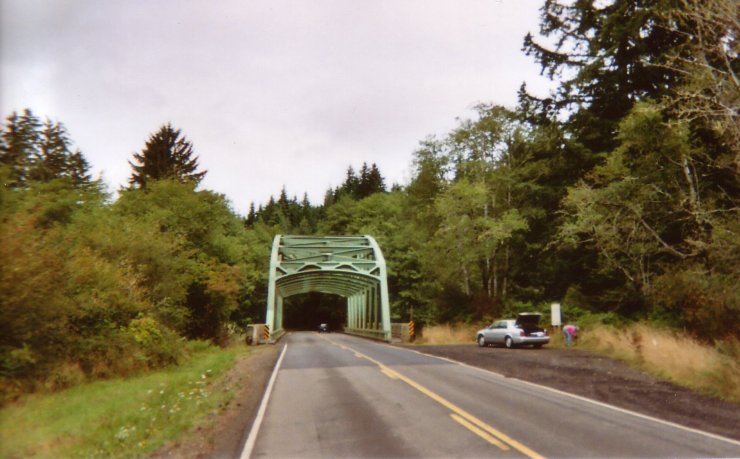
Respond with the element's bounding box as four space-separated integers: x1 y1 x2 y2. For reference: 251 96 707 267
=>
502 244 510 300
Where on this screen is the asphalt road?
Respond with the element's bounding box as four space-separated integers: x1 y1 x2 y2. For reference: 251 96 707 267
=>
246 332 740 458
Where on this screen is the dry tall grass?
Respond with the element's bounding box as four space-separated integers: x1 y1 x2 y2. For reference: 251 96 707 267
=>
416 321 739 403
416 323 481 345
580 324 740 403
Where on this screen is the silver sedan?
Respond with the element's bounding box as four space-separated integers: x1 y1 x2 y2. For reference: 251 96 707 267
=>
476 313 550 349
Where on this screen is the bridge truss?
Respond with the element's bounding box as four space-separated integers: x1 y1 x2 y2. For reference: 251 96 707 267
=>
265 235 392 342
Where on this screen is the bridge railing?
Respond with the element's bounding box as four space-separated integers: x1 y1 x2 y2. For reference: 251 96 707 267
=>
391 322 413 342
343 326 389 341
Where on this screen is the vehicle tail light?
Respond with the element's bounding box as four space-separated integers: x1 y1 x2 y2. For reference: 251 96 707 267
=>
519 330 525 337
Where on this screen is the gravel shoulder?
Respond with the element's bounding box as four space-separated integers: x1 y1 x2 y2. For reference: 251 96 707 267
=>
411 343 740 441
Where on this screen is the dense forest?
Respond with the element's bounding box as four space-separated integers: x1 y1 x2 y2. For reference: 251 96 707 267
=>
1 0 737 400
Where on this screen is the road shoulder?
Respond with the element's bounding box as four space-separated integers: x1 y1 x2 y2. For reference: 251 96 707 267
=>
405 344 740 442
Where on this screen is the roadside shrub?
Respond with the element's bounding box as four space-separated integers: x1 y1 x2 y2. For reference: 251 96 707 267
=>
1 345 37 377
44 362 87 392
77 319 185 379
650 265 739 341
124 316 185 368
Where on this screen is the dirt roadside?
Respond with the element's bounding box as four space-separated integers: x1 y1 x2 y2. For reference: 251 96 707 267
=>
154 337 738 458
414 344 740 441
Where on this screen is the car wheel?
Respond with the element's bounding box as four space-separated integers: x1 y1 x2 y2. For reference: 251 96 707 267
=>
505 336 514 349
477 335 486 347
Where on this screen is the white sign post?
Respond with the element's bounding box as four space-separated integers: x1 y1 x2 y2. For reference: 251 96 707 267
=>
551 303 562 327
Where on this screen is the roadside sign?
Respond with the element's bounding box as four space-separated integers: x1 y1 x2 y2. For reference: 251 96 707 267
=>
551 303 561 327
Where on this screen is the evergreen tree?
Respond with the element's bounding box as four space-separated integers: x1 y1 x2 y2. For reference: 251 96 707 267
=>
260 196 278 226
323 188 335 207
337 166 359 199
300 193 311 212
245 203 257 227
1 110 91 187
300 192 316 233
129 123 206 189
28 120 67 182
358 162 371 198
277 187 289 210
29 119 90 185
523 0 687 151
356 162 386 198
0 109 41 186
367 163 386 195
66 151 92 187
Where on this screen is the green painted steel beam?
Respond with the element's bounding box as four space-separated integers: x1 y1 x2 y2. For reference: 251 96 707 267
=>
265 235 392 342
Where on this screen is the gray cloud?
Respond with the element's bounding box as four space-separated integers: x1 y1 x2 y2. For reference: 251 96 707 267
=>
1 0 553 214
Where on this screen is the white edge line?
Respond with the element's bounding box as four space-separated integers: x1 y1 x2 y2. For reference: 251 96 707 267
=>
381 342 740 447
239 343 289 459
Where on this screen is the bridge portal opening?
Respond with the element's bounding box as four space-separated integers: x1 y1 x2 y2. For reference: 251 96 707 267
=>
265 235 392 342
283 292 346 331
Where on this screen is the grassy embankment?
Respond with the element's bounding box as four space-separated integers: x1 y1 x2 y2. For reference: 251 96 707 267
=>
416 322 740 404
579 324 740 403
0 341 252 458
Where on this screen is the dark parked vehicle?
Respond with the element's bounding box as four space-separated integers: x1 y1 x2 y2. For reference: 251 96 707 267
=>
476 313 549 349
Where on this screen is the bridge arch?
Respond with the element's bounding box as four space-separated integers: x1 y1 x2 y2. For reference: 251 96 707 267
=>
265 235 391 342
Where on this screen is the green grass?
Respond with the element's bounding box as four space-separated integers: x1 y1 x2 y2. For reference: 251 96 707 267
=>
0 343 250 458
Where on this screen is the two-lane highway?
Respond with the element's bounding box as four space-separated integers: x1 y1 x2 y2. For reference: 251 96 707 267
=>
245 332 740 458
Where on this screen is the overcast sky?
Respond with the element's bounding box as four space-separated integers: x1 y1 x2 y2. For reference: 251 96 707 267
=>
1 0 553 214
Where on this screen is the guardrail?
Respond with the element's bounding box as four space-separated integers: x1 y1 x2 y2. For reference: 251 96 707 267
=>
344 327 389 341
244 324 285 345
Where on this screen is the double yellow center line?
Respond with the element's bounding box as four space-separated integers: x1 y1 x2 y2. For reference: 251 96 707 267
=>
324 336 545 459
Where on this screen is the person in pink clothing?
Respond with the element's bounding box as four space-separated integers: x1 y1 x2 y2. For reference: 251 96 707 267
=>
563 324 578 347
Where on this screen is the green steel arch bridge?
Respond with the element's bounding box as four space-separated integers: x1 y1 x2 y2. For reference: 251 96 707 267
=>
265 235 391 342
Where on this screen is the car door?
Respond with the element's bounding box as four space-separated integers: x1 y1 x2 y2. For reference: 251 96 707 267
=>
490 321 507 344
482 322 498 342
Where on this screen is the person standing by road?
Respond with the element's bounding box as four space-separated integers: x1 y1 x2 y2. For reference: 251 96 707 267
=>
563 324 578 347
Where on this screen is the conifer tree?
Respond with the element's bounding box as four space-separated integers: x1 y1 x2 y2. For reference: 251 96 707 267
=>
323 188 335 207
29 119 91 184
245 203 257 227
523 0 687 151
357 163 371 198
366 163 386 195
0 109 41 186
1 109 91 187
338 166 359 199
129 123 206 189
66 150 92 186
